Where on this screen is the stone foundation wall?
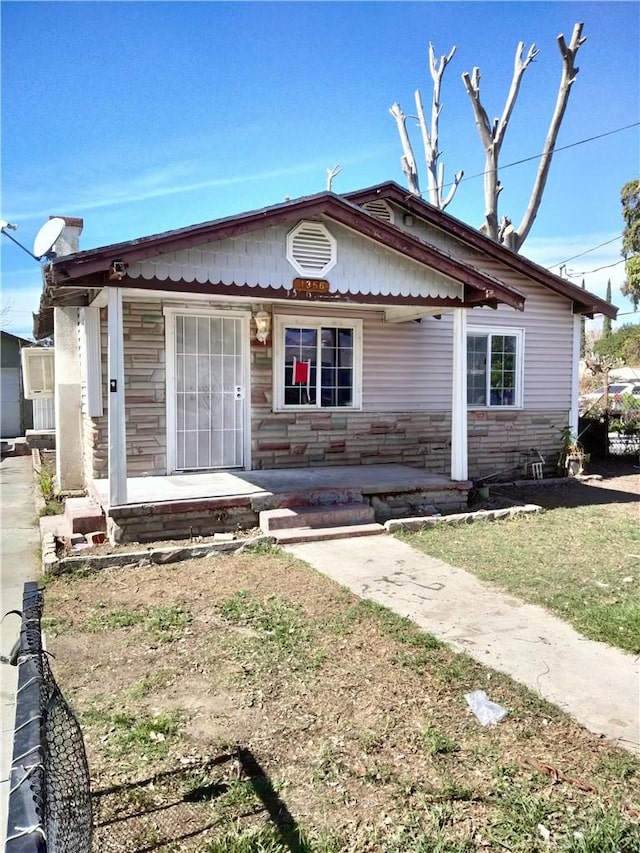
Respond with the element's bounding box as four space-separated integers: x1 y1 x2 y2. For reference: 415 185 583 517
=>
105 485 469 543
108 497 258 543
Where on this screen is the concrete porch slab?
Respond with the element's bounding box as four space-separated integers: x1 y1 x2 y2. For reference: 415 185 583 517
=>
91 464 471 508
90 465 471 544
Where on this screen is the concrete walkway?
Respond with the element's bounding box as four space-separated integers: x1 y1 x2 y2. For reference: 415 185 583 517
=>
286 536 640 755
0 454 40 847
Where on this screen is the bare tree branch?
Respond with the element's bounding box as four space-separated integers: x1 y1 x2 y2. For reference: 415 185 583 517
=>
326 164 342 192
441 168 464 209
391 43 461 207
463 24 585 250
415 43 461 209
462 42 538 239
495 42 539 148
389 102 421 195
512 22 586 250
462 66 500 238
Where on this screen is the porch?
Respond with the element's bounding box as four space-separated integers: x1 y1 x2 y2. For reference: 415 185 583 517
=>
89 464 472 544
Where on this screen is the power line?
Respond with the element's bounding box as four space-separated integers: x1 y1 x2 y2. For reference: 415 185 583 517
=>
446 121 640 188
564 259 625 277
548 237 621 269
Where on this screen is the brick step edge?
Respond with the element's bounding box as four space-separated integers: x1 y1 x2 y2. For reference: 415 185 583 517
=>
260 502 375 532
272 523 385 545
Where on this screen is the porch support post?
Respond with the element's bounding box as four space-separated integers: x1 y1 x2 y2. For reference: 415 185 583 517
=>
107 288 127 505
53 307 83 491
569 314 581 436
451 307 468 481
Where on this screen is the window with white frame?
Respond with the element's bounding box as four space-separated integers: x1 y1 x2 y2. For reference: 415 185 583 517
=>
467 327 523 408
274 316 362 410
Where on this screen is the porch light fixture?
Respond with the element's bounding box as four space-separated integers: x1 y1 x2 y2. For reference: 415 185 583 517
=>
254 309 271 344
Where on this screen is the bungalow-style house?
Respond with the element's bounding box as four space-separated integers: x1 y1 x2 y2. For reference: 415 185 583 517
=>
34 182 616 542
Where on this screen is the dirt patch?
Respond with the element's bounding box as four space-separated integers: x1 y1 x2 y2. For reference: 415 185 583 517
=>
43 549 640 851
472 459 639 512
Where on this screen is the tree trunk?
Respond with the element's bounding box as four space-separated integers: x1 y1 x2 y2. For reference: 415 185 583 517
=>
462 41 539 242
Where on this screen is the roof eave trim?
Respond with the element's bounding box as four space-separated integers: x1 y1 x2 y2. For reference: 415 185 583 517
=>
46 194 525 311
345 182 618 320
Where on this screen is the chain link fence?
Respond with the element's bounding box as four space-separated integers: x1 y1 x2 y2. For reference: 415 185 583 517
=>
5 582 92 852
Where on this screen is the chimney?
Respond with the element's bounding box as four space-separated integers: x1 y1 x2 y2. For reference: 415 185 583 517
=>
50 215 84 256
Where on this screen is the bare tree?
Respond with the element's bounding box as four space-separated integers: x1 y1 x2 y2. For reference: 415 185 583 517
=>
391 25 587 251
390 43 463 209
462 23 587 250
326 164 342 192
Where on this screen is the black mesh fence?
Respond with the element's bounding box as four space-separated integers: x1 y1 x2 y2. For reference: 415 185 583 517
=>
5 582 92 852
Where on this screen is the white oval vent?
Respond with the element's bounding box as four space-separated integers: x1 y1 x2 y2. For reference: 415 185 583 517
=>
286 221 337 277
362 200 394 224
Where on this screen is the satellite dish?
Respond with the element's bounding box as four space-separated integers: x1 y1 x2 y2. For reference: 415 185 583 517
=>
33 217 65 260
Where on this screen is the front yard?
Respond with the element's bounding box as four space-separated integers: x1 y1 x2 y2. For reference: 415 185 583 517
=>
403 466 640 654
43 542 640 852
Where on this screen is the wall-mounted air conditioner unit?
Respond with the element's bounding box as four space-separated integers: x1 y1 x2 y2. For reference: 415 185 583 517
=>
21 347 55 399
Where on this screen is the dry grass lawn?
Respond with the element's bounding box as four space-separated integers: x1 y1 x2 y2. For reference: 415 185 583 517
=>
43 546 640 852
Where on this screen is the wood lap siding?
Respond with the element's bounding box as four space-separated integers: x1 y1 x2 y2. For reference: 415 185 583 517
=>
387 203 574 412
362 314 452 411
461 272 574 412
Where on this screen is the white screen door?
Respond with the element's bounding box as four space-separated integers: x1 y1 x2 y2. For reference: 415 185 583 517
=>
174 313 245 470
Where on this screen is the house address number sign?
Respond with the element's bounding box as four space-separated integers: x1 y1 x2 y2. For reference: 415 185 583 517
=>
292 278 330 294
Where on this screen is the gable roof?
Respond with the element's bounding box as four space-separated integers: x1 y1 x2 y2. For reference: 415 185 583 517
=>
45 191 525 311
345 181 617 319
43 180 617 319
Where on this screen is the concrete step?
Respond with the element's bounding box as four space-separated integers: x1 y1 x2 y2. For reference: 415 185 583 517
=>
272 522 385 545
64 496 106 535
260 502 375 533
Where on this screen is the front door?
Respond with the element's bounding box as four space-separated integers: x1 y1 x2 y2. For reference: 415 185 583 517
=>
168 312 248 471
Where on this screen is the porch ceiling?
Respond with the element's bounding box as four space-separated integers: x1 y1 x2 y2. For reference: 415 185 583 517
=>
91 464 468 509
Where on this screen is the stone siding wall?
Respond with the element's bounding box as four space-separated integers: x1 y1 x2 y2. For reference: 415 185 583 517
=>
253 342 566 478
86 302 166 480
250 340 452 471
468 409 567 478
122 303 166 476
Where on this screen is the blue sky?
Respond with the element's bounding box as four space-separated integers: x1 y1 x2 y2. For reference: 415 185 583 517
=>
1 0 639 339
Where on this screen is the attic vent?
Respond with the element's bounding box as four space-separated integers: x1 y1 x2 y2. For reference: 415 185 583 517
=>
21 347 55 399
286 221 337 277
362 200 394 224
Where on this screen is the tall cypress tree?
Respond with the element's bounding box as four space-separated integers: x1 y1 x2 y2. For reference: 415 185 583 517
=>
602 279 612 338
